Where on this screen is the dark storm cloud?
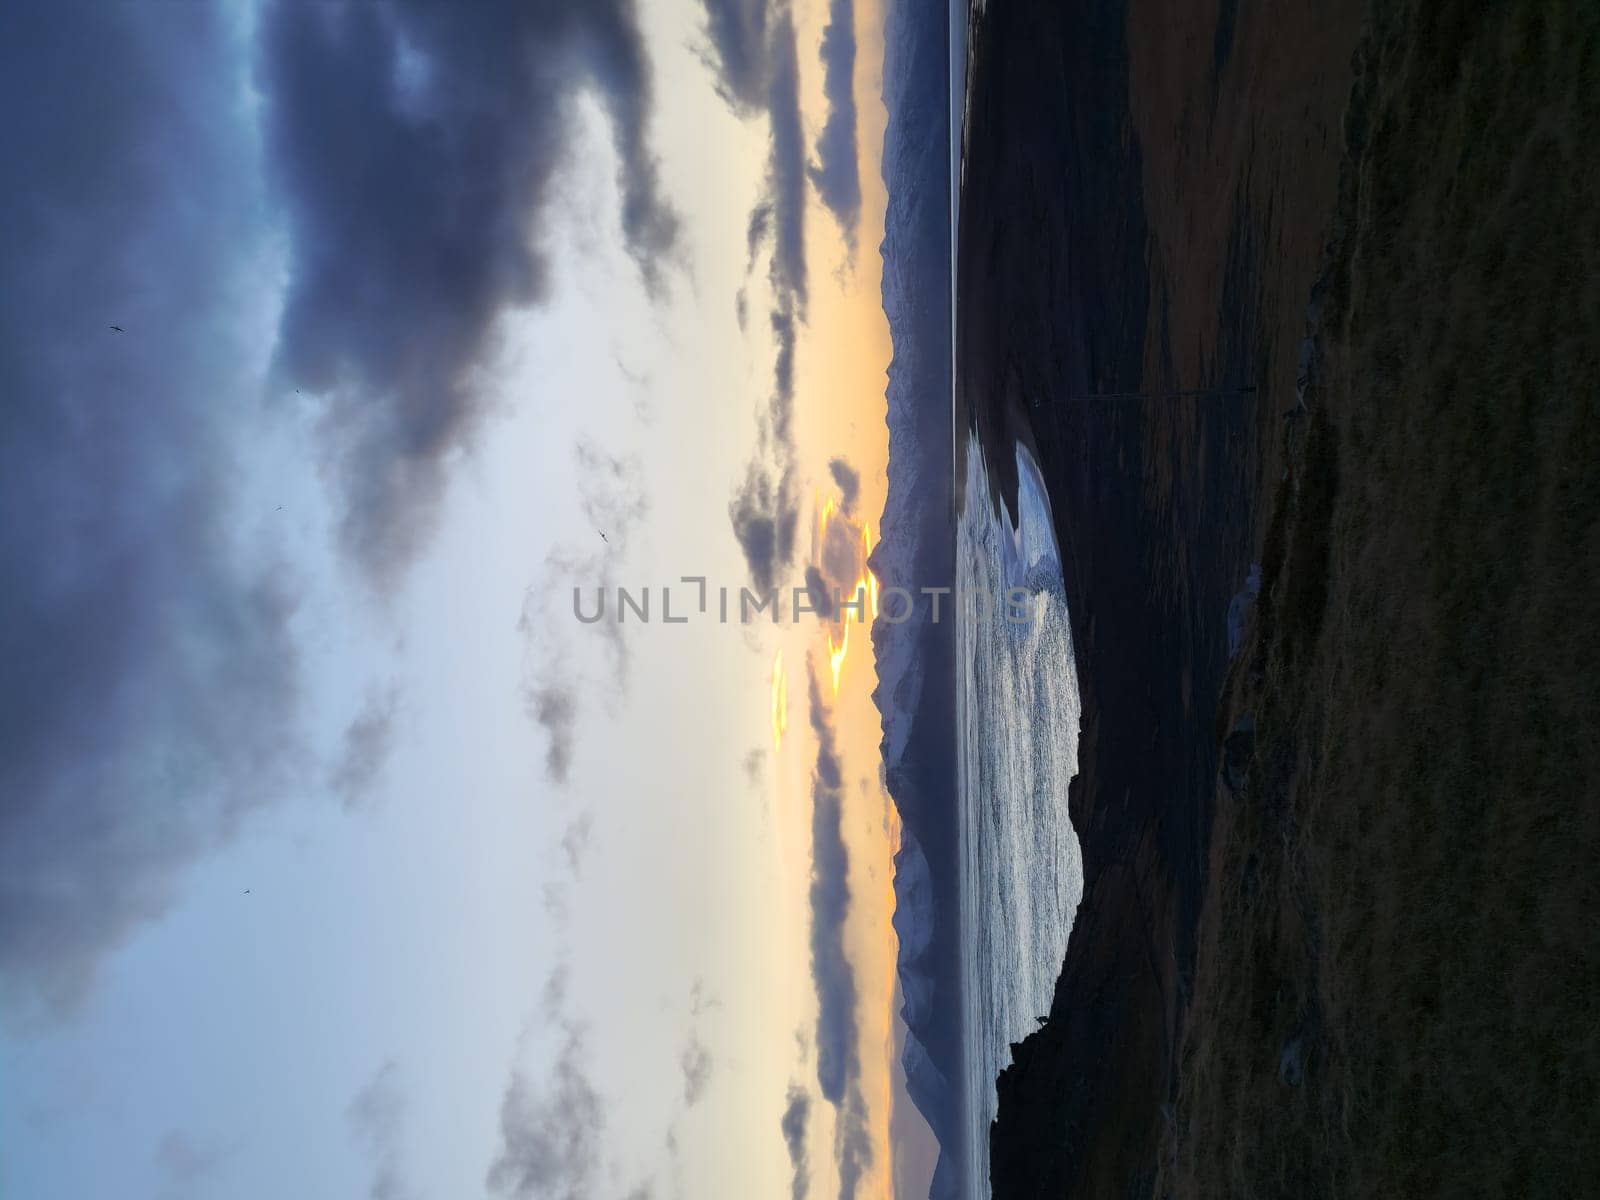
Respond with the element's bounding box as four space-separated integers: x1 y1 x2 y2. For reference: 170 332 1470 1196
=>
763 16 808 310
488 1029 605 1200
729 463 800 597
258 0 679 582
696 0 771 110
770 300 800 442
804 673 873 1198
821 515 866 591
747 202 774 268
736 200 774 330
698 1 810 593
808 0 861 246
331 687 401 811
804 674 858 1103
348 1061 417 1200
780 1086 811 1200
827 458 860 515
801 507 868 635
726 290 800 592
0 4 301 1019
804 566 838 620
2 0 680 1021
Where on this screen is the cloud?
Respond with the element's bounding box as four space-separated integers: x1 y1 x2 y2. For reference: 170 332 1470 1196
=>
769 301 800 444
681 981 716 1107
689 977 720 1016
680 1033 712 1107
0 3 302 1020
762 17 808 311
155 1130 231 1197
804 566 838 619
487 1028 605 1200
780 1086 811 1200
519 440 648 782
729 462 800 596
696 0 771 111
348 1061 416 1200
541 967 571 1020
258 0 679 583
807 0 861 246
0 0 680 1024
820 513 867 593
701 2 804 306
698 1 809 593
746 202 775 268
736 200 776 331
801 503 869 632
804 674 858 1104
804 672 874 1199
743 747 767 784
832 1088 873 1200
488 967 698 1200
331 686 401 811
526 685 578 784
827 458 860 515
725 278 804 598
560 813 594 874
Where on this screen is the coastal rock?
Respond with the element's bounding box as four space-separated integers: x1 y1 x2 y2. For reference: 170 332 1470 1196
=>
1278 1034 1307 1086
1222 711 1256 794
1227 564 1262 660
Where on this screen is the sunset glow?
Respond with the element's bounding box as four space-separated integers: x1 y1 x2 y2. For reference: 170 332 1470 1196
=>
819 506 881 697
771 647 788 750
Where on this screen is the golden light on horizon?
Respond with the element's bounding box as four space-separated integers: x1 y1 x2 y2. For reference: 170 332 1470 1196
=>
825 519 880 696
862 521 880 621
827 616 851 696
771 647 788 749
819 502 883 700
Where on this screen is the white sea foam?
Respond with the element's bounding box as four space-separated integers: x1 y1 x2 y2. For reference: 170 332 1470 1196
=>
955 431 1084 1197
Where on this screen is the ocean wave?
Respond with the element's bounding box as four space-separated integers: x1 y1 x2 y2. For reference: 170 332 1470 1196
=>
955 432 1084 1197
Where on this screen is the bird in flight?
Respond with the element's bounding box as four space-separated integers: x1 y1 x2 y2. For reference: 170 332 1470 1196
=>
109 325 124 333
598 531 609 544
244 889 252 895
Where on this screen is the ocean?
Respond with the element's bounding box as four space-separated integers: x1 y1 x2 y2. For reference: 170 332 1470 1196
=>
954 429 1084 1196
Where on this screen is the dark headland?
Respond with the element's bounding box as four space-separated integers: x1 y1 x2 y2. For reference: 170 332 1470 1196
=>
961 0 1599 1195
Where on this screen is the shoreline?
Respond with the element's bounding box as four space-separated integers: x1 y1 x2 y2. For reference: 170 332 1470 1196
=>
958 0 1362 1192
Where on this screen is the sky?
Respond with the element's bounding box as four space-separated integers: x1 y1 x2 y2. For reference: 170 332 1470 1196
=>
0 1 933 1198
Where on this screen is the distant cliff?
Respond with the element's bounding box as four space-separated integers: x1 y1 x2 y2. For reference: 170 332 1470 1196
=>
870 1 963 1195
